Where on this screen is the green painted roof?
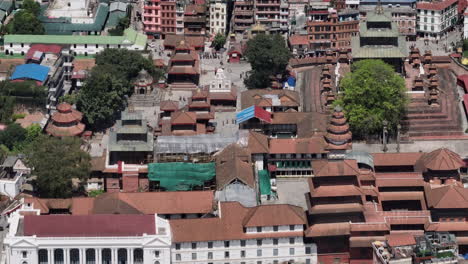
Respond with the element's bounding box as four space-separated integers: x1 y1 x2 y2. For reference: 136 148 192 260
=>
41 3 110 35
366 11 392 22
105 11 126 28
351 36 408 58
359 21 399 38
4 28 147 46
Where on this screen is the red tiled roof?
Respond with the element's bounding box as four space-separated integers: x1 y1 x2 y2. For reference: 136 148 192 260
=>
373 152 423 167
375 172 425 187
170 202 306 242
269 136 328 154
426 222 468 232
289 34 309 46
386 233 416 247
305 222 350 237
171 111 197 125
415 148 464 171
350 236 386 248
379 191 425 201
309 203 364 215
160 100 179 111
25 44 62 60
416 0 457 10
248 131 269 154
311 185 363 197
350 223 389 232
24 215 156 237
424 184 468 209
168 66 198 75
311 159 360 177
45 122 85 137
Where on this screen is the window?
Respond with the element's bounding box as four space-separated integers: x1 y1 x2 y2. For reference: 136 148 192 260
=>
306 247 312 254
21 43 24 48
175 244 181 250
306 259 311 264
224 251 229 258
175 254 181 261
241 250 246 258
273 248 279 256
289 225 295 231
273 226 279 231
102 249 111 264
257 249 262 257
69 249 79 264
191 253 197 260
224 241 230 248
154 250 160 258
256 226 262 232
192 243 197 249
54 249 64 264
290 248 295 255
273 239 279 245
117 249 127 264
273 261 279 264
240 240 246 247
257 261 262 264
257 239 262 246
134 249 143 263
84 44 87 48
208 252 213 259
289 238 295 244
22 251 27 258
208 242 213 248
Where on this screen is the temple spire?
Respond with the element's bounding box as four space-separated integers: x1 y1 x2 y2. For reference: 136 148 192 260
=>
375 0 384 14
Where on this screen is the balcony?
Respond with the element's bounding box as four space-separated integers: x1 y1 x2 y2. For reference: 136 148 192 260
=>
234 18 254 23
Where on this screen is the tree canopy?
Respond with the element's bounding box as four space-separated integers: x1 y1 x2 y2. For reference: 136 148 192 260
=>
0 123 26 150
244 34 291 89
108 17 130 36
7 0 44 35
212 33 226 51
25 135 90 198
77 49 163 130
335 59 408 138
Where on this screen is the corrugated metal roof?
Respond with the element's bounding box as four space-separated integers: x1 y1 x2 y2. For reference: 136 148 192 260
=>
0 0 12 12
110 1 127 12
105 10 126 28
155 134 237 154
10 64 50 82
351 36 408 58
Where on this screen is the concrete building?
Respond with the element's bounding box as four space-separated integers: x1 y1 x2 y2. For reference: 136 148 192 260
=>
209 0 228 35
465 7 468 39
170 202 318 264
232 0 289 33
4 214 172 264
0 156 29 199
232 0 255 33
142 0 177 38
4 28 147 56
416 0 458 38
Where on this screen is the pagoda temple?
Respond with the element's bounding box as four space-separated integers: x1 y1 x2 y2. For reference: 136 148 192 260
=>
167 41 200 86
45 103 85 137
350 3 408 73
324 106 352 158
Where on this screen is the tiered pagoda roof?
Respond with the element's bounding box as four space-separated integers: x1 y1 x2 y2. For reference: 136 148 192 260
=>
325 106 352 150
45 103 85 137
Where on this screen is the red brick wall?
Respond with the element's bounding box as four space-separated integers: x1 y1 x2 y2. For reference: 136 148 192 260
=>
106 178 120 192
139 178 149 192
122 174 139 192
317 253 350 264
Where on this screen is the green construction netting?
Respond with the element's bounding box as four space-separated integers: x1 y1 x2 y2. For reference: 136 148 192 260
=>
147 162 215 191
259 170 271 195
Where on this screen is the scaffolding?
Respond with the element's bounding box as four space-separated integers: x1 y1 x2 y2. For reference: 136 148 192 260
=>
147 162 216 191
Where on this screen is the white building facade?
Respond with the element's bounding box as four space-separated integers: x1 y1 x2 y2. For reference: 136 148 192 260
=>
209 1 228 35
4 214 172 264
416 0 458 38
464 8 468 39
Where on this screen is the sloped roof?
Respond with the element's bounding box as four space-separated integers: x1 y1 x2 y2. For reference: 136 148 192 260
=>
241 89 300 110
160 100 179 111
424 184 468 209
24 215 155 237
269 136 328 154
170 202 305 242
247 131 269 154
312 159 360 177
171 111 197 125
415 148 464 171
305 222 350 237
215 144 254 189
311 185 363 197
386 233 416 247
11 64 50 82
373 152 423 167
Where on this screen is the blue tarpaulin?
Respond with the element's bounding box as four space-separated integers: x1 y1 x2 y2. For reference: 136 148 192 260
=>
10 64 50 82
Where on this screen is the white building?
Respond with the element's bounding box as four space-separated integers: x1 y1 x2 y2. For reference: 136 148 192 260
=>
209 68 231 92
4 28 146 56
209 1 228 35
4 213 172 264
0 156 30 198
416 0 458 38
169 202 317 264
464 8 468 39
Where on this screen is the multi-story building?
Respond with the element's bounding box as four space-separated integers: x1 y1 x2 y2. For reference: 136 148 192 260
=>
465 8 468 39
176 2 185 35
232 0 255 33
4 214 172 264
170 201 317 264
359 0 417 39
184 4 207 36
143 0 177 38
209 0 228 35
161 0 176 35
306 9 360 52
255 0 289 32
416 0 458 38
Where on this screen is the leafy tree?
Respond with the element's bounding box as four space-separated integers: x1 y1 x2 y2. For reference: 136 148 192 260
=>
8 10 44 35
109 17 131 36
22 0 41 15
244 34 290 89
212 33 226 51
76 65 128 129
25 124 41 143
0 96 14 123
0 123 26 150
335 59 407 138
25 135 90 198
59 93 78 105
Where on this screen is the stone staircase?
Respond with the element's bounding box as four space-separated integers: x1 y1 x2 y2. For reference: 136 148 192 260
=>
401 68 463 139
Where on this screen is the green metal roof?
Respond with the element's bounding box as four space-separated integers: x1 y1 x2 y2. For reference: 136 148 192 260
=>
351 36 408 58
105 11 126 28
41 3 110 35
359 21 399 38
366 11 392 22
4 28 146 46
0 0 12 12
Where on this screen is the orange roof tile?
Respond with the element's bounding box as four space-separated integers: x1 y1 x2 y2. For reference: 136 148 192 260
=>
309 203 364 215
160 100 179 111
171 111 197 125
386 233 416 247
289 34 309 46
269 136 328 154
373 152 423 167
311 185 363 197
248 131 269 154
424 184 468 209
416 148 464 171
312 159 360 177
305 222 350 237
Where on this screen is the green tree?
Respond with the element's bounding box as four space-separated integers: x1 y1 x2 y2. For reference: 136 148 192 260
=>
335 59 408 138
244 34 291 89
8 10 44 35
76 65 128 129
25 135 90 198
25 124 42 143
212 33 227 51
22 0 41 15
0 123 27 150
59 93 78 105
108 17 131 36
0 96 14 123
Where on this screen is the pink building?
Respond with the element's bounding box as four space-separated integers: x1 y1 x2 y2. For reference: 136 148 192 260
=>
143 0 176 38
